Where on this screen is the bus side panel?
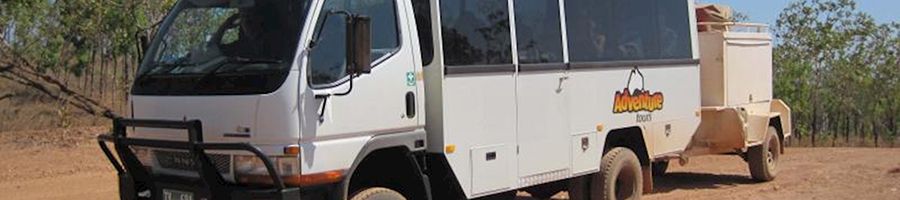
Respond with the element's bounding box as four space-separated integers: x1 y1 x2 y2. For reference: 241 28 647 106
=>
566 64 700 162
442 74 519 198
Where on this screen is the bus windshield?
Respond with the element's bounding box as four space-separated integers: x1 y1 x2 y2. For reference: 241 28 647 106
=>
133 0 309 95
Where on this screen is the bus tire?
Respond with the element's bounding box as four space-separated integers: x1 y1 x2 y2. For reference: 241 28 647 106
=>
592 147 642 200
350 187 406 200
748 126 780 182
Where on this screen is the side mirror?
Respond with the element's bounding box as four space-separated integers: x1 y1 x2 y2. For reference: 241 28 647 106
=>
135 32 151 63
139 35 150 53
346 15 371 74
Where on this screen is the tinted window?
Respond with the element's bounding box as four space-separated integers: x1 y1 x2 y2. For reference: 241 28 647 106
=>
514 0 563 64
612 0 658 60
565 0 612 62
308 0 400 86
565 0 692 63
440 0 512 66
412 0 434 66
657 0 692 59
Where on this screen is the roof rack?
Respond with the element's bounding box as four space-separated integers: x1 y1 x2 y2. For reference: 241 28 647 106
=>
698 22 768 33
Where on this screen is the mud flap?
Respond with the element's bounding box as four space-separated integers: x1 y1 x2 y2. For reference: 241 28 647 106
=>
642 167 653 193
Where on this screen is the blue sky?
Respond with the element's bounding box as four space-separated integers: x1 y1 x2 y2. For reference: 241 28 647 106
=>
699 0 899 25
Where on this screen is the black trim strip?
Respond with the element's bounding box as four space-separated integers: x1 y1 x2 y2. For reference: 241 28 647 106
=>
443 59 696 75
569 58 700 70
223 133 251 138
445 64 516 75
518 63 567 72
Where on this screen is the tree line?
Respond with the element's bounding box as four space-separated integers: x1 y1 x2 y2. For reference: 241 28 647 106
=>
1 0 898 146
1 0 175 118
773 0 899 147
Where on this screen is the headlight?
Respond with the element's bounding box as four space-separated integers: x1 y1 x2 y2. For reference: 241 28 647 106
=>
234 155 301 185
233 146 344 187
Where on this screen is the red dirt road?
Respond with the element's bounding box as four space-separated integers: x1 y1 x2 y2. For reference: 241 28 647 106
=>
1 127 899 200
647 148 900 200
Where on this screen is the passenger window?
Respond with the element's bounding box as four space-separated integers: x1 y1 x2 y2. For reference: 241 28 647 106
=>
440 0 513 66
412 0 434 66
565 0 613 62
612 0 658 60
308 0 400 87
656 0 692 59
514 0 564 64
565 0 692 63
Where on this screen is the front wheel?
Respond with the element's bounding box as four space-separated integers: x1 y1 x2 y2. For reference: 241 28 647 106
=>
592 147 643 200
748 126 781 182
350 187 406 200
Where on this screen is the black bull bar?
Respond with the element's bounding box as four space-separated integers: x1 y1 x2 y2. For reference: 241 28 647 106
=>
97 118 300 200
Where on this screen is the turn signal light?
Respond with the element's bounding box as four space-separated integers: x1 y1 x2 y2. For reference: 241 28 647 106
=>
445 145 457 154
284 145 301 156
237 170 345 187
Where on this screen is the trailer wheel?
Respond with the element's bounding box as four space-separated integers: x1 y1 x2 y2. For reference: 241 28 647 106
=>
652 161 668 176
592 147 642 200
748 127 780 182
350 187 406 200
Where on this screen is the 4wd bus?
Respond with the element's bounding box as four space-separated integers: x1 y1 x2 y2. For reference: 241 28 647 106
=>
97 0 792 199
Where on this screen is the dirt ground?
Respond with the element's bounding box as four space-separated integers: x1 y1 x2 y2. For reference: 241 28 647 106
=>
1 127 899 200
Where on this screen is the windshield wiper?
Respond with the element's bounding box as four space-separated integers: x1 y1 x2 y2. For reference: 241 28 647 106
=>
202 56 283 76
191 56 284 89
134 62 197 85
227 56 283 65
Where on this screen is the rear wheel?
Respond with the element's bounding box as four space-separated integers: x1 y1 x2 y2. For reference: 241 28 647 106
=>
748 126 781 181
592 147 642 200
350 187 406 200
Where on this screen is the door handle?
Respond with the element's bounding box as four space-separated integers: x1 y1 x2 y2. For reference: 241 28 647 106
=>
556 75 569 93
405 92 416 118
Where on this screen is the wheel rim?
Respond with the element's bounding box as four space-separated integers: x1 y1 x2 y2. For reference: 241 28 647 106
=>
766 137 778 171
614 165 637 200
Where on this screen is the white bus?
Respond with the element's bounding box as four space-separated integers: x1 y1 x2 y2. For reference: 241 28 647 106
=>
98 0 791 199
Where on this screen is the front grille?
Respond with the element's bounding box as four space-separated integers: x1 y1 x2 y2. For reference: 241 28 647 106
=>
155 150 230 174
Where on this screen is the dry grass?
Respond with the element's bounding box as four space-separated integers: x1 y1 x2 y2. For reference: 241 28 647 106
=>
785 134 900 148
0 79 107 132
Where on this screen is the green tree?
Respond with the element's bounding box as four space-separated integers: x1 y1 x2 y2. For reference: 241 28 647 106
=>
775 0 899 146
1 0 176 118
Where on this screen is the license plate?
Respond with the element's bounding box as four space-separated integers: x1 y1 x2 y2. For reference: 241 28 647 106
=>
163 189 194 200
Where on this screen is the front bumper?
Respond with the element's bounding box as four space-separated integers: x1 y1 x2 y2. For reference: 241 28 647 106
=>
98 118 301 200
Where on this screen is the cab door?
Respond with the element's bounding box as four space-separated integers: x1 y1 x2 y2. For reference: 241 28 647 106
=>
305 0 420 139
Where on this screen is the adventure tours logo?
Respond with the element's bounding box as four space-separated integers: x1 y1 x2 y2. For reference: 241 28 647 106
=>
613 67 664 114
